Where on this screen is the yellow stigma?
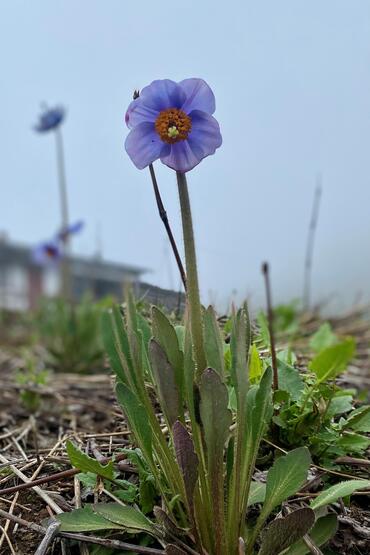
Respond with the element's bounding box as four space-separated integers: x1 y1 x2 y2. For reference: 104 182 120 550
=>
155 108 192 143
167 126 179 139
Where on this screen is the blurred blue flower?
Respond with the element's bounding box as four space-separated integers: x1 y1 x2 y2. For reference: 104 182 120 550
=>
125 78 222 173
58 220 84 242
32 241 62 265
34 106 65 133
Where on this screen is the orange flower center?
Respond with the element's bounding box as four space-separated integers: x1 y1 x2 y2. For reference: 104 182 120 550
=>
46 246 57 258
155 108 192 144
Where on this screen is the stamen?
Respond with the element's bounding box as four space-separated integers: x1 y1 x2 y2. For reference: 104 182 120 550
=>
155 108 192 144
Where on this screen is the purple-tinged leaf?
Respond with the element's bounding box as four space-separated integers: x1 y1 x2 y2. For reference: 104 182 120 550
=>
199 368 232 554
154 506 188 537
258 508 315 555
173 420 199 508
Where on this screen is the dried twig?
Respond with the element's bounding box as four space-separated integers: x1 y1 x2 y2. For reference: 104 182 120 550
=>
0 492 19 550
34 520 61 555
0 525 16 555
335 456 370 467
0 466 78 496
74 474 90 555
0 453 62 514
0 506 165 554
61 532 166 554
0 451 128 496
302 534 324 555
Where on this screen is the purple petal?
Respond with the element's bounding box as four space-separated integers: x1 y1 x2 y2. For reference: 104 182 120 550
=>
160 110 222 172
34 106 65 133
125 99 159 129
187 110 222 156
32 242 61 266
67 220 84 234
58 220 84 241
160 141 203 173
139 80 186 112
125 122 169 170
179 78 216 115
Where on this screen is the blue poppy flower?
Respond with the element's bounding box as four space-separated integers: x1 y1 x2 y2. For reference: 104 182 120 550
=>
32 241 62 265
34 106 65 133
125 78 222 173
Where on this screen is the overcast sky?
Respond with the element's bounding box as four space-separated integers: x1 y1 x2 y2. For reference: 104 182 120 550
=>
1 1 370 311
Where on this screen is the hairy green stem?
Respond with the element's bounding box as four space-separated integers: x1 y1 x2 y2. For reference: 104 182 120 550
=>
176 172 206 381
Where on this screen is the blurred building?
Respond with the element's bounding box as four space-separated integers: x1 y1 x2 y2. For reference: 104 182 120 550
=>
0 236 184 312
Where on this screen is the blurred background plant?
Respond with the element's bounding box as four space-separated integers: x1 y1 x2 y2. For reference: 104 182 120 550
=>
15 348 50 413
0 308 34 347
35 294 110 373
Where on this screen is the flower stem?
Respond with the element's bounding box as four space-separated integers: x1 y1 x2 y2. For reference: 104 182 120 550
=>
262 262 278 390
176 172 206 381
55 126 71 300
148 164 187 291
303 175 322 311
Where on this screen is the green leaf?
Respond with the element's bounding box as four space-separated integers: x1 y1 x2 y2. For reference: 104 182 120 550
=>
246 368 274 448
248 447 311 552
152 307 184 398
337 433 370 453
243 369 273 455
66 441 114 480
283 514 338 555
309 323 337 353
309 338 356 383
230 305 251 408
112 480 137 504
204 305 225 378
56 507 124 532
77 472 98 489
277 360 304 401
326 395 353 418
258 508 315 555
247 481 266 507
200 368 232 464
249 344 263 383
175 325 185 351
116 383 152 461
257 311 270 347
310 479 370 510
93 503 157 536
240 369 273 528
277 349 296 366
101 310 128 385
149 339 181 427
199 368 232 550
123 449 156 513
183 316 196 425
260 447 311 522
273 390 290 404
136 312 152 354
345 405 370 432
